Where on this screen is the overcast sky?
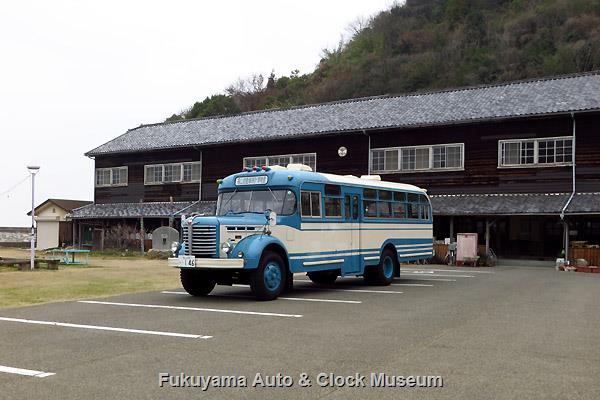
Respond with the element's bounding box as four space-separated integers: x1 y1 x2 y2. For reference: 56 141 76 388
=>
0 0 394 227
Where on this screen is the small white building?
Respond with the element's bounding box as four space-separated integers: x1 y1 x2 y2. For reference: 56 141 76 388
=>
28 199 92 250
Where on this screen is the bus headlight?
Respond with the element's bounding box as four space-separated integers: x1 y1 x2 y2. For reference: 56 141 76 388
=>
237 251 244 258
221 241 233 254
171 241 180 256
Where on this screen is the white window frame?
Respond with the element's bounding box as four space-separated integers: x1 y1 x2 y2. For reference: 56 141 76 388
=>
144 161 201 185
497 136 574 168
371 143 464 174
243 152 317 171
95 166 128 188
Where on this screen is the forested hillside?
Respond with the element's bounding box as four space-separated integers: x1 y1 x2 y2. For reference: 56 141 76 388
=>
167 0 600 122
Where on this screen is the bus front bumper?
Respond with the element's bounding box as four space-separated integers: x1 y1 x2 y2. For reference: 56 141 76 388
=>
168 257 245 269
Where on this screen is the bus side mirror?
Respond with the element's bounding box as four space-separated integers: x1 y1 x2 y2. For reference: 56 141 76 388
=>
265 210 277 227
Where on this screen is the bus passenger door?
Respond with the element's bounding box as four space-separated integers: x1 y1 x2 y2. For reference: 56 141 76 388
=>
345 194 361 274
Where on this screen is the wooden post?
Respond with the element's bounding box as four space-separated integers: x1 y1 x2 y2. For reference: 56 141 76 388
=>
485 218 490 256
449 216 454 242
140 217 145 254
78 222 83 250
72 220 77 248
100 221 105 251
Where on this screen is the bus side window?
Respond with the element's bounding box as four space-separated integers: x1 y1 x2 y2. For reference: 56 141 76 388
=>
352 195 359 220
364 200 377 217
407 193 420 219
324 197 342 217
310 192 321 217
424 205 430 220
281 190 297 215
419 194 430 220
345 195 351 219
407 203 419 219
393 201 406 218
301 191 321 217
301 192 311 216
377 201 392 218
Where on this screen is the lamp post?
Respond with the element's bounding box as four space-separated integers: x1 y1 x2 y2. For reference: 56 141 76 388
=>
27 165 40 270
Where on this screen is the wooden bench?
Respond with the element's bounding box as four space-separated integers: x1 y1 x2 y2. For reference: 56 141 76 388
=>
0 258 60 271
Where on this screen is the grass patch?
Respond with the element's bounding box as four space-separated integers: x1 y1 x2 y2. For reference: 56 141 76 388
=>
0 248 179 309
90 249 145 258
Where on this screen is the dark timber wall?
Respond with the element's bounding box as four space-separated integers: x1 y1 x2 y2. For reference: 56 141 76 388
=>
93 113 600 203
369 114 600 195
94 134 369 203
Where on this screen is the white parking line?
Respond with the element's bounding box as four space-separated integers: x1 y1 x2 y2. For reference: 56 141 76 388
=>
0 316 209 339
161 291 362 304
232 283 403 294
399 278 457 282
79 300 302 318
403 268 493 274
293 287 403 294
0 365 55 378
391 283 434 287
403 272 475 278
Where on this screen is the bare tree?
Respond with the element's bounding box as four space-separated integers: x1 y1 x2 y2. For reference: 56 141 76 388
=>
226 73 266 111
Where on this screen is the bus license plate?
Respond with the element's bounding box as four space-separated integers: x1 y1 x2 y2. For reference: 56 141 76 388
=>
181 256 196 268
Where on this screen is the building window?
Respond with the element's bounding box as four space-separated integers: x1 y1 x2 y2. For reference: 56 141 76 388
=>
432 144 463 169
371 143 464 173
243 153 317 171
144 162 201 185
498 137 573 167
95 166 128 187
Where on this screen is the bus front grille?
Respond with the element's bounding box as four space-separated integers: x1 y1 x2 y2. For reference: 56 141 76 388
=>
183 225 217 257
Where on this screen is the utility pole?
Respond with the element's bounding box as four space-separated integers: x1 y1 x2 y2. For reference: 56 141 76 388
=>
27 165 40 270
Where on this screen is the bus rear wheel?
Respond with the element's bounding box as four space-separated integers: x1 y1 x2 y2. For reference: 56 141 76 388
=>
180 269 216 296
364 248 396 286
250 251 286 301
307 270 338 285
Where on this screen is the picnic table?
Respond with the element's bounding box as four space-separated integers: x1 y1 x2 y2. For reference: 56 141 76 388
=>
47 249 91 265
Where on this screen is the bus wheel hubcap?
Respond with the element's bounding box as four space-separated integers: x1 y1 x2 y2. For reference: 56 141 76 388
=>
383 256 394 278
264 263 282 291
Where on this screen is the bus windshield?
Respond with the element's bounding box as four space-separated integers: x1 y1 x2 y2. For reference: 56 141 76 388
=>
217 189 297 216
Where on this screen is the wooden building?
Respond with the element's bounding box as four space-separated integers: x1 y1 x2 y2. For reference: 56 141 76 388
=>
71 72 600 260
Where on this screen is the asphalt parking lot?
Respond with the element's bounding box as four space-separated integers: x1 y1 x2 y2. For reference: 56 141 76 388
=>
0 265 599 400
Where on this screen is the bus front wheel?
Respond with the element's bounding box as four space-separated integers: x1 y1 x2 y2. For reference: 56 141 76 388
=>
250 251 286 301
364 248 396 286
180 269 216 296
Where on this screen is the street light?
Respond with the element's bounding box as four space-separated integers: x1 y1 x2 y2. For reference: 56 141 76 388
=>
27 165 40 270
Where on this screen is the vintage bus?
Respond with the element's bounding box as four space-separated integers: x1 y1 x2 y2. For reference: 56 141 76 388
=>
168 165 433 300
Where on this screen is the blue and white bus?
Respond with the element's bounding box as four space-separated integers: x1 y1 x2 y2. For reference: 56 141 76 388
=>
169 165 433 300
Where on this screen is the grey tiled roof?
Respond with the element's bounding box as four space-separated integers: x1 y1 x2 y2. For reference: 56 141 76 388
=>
430 193 600 216
69 201 216 219
70 193 599 219
567 192 600 214
87 72 600 156
173 201 216 217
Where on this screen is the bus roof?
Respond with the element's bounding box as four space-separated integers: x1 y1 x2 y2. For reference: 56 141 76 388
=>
220 167 427 194
318 173 426 193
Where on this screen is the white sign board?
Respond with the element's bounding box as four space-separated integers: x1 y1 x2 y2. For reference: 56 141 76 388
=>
456 233 478 261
